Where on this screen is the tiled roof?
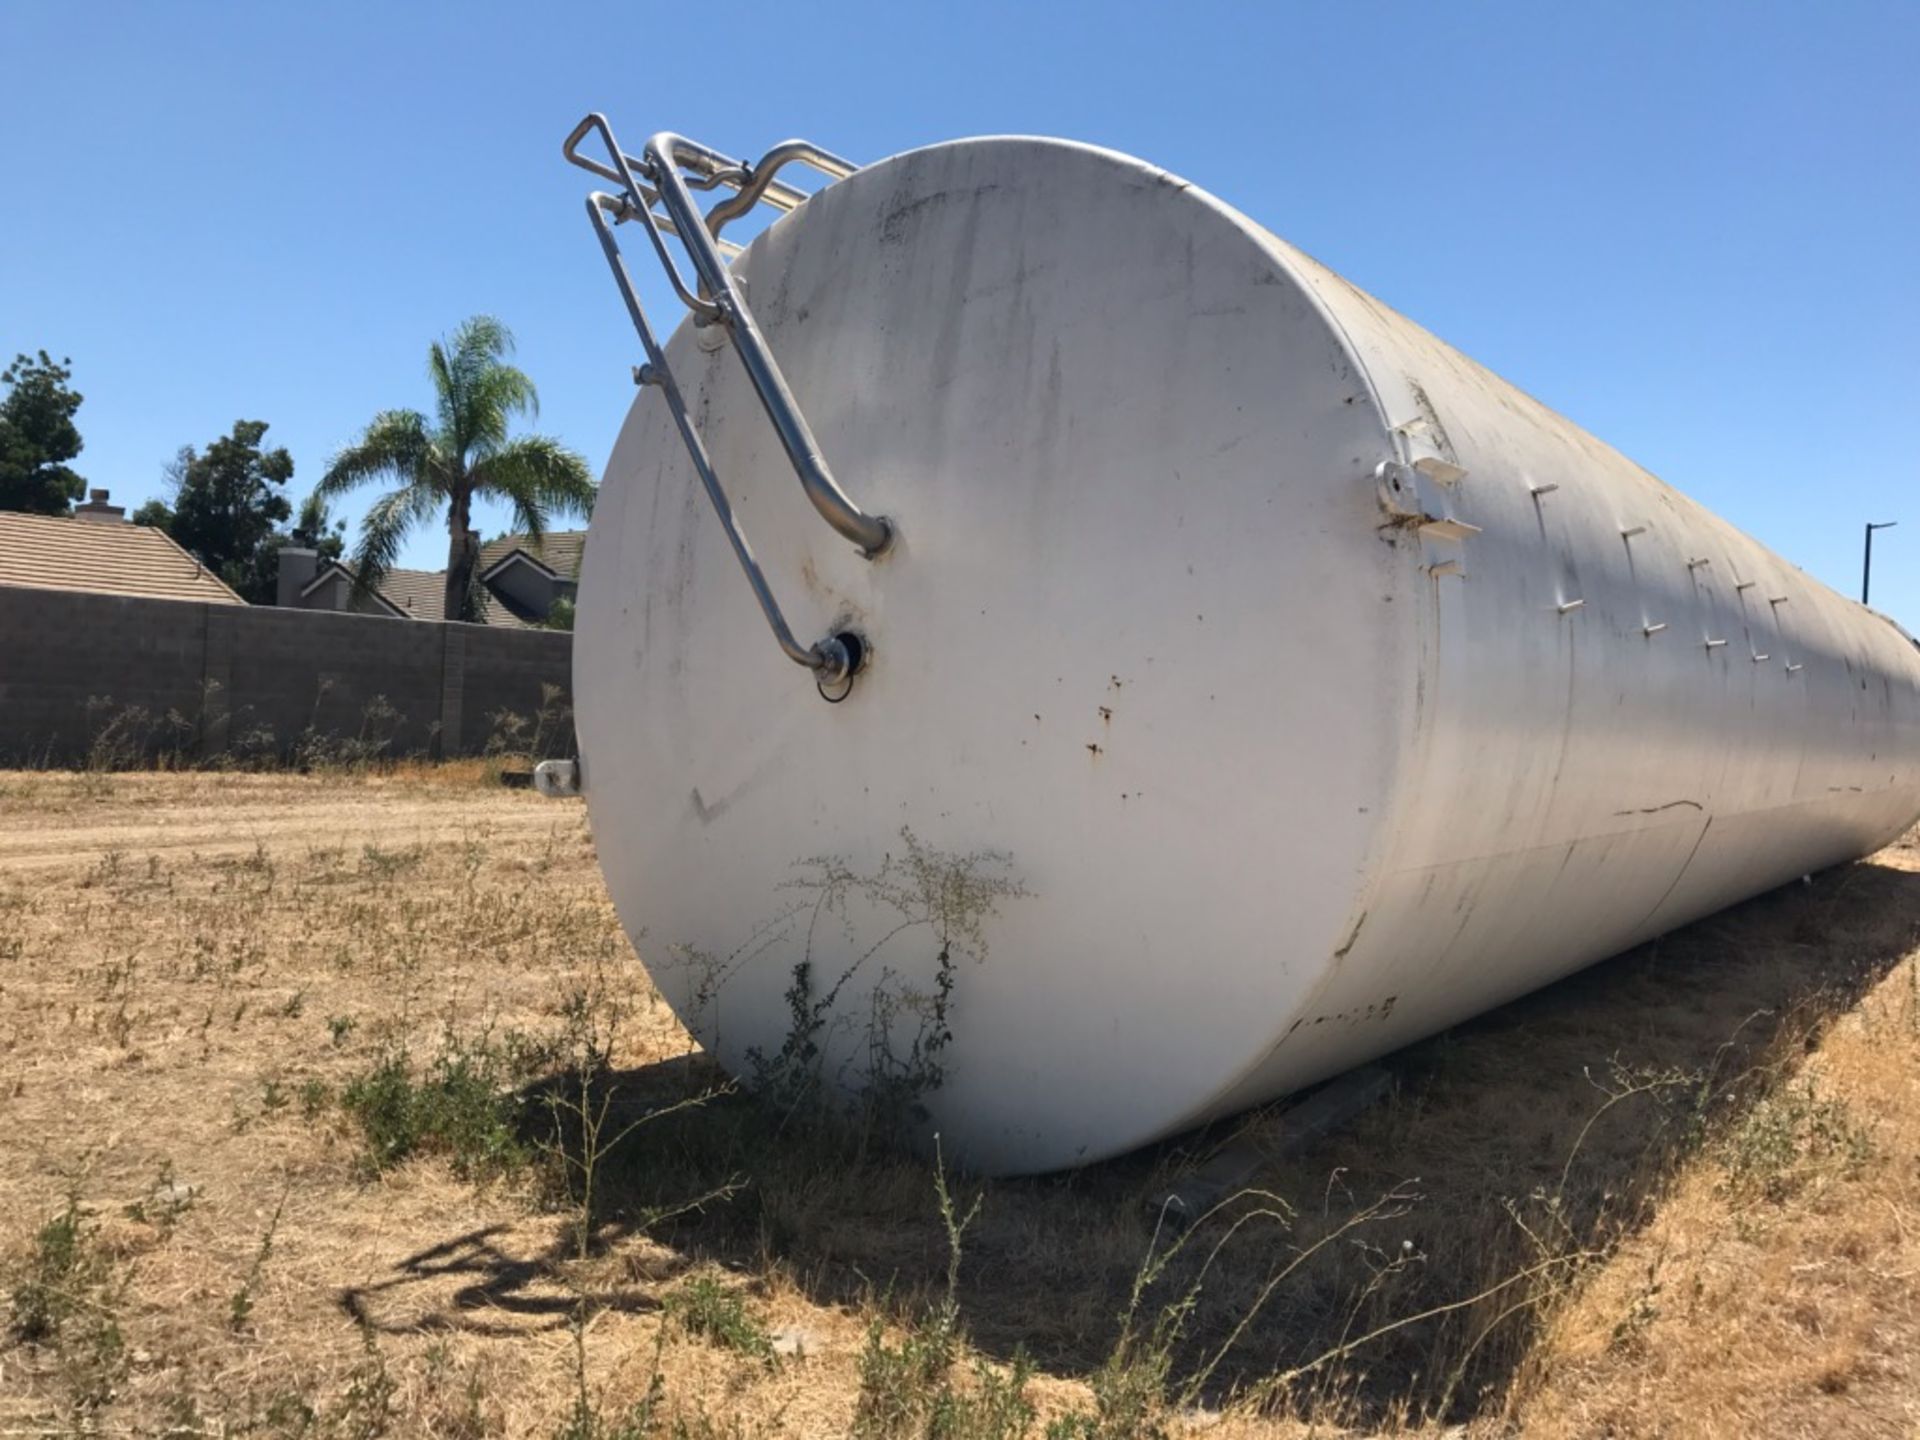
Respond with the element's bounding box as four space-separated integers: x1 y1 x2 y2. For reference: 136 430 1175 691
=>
378 569 545 629
0 511 246 605
300 531 584 627
369 568 453 622
308 562 540 628
478 530 586 580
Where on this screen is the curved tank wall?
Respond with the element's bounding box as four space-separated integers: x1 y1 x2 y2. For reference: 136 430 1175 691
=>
573 136 1920 1175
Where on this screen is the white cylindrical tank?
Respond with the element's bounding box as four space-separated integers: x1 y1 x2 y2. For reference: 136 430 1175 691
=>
575 137 1920 1175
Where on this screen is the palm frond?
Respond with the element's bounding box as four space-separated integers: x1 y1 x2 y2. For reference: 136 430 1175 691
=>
474 434 596 542
449 314 514 365
430 316 531 464
317 410 434 501
427 340 457 432
464 362 539 458
348 482 442 602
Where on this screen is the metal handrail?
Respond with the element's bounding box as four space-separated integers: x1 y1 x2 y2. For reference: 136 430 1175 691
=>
564 115 718 321
561 152 746 256
563 113 889 698
703 140 858 243
560 130 852 269
638 130 893 557
582 191 815 672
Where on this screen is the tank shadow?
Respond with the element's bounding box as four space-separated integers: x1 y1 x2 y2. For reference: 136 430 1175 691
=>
337 1222 669 1338
381 842 1920 1423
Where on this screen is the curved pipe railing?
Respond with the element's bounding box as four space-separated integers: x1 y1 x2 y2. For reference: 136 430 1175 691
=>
563 115 720 321
703 139 858 243
581 190 817 673
636 129 892 557
562 114 887 697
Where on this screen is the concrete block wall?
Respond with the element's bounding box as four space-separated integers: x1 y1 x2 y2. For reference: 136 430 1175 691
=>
447 623 576 753
0 586 573 766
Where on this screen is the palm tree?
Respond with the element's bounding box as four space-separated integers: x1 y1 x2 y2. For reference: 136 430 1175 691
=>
319 316 594 623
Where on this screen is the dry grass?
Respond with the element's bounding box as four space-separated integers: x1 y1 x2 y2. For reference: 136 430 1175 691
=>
1511 854 1920 1438
1 768 1917 1437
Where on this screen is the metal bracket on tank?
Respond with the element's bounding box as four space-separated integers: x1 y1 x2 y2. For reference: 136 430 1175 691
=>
562 113 892 701
1375 460 1480 581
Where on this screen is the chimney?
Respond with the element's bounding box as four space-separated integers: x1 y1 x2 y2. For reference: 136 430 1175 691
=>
74 488 126 522
277 547 320 607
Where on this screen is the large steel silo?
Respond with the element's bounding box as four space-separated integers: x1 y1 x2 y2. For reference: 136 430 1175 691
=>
560 123 1920 1175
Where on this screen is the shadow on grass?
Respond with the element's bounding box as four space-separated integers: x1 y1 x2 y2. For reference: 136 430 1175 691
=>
338 1222 671 1337
357 849 1920 1423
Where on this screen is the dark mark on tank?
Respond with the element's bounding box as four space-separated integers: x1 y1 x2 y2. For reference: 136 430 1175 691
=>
1098 706 1113 723
1332 911 1368 959
1612 799 1705 816
1086 743 1103 757
880 184 1000 244
1311 996 1399 1029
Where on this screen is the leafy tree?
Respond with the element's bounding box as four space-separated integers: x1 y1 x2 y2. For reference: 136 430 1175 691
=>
287 491 346 563
318 316 594 623
139 477 343 601
0 351 86 514
163 420 295 603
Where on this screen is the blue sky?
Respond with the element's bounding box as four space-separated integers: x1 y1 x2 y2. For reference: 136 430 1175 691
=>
4 2 1917 619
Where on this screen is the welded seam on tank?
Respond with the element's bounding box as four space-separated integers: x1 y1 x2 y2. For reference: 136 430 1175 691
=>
1620 815 1715 941
1065 210 1415 1153
1377 786 1913 877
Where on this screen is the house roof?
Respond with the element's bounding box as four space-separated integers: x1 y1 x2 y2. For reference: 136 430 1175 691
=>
386 531 584 627
374 568 467 624
0 511 246 606
478 531 585 580
478 548 558 584
300 560 543 628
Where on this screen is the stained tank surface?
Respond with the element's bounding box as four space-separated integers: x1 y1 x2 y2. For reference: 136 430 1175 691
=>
568 131 1920 1175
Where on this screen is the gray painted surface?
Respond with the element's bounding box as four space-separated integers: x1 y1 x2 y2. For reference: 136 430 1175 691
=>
276 548 320 608
0 585 572 764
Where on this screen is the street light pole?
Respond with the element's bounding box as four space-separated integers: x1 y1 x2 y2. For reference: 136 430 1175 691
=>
1863 521 1897 606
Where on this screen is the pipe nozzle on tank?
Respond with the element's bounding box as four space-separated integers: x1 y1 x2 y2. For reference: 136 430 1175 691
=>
813 630 868 703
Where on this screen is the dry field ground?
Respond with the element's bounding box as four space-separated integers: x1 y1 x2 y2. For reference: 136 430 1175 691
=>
1 767 1917 1438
